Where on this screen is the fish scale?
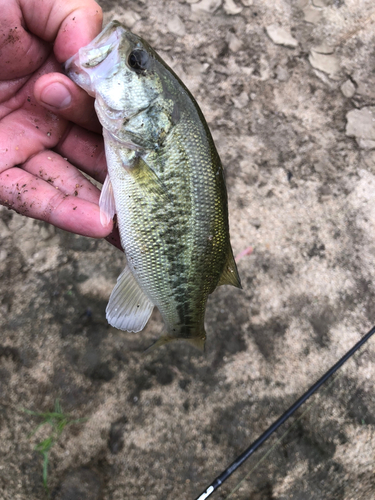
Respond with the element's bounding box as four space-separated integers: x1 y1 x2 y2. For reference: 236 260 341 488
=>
65 21 241 350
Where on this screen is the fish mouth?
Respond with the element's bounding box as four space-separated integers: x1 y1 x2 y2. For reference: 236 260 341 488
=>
64 23 123 97
64 53 95 96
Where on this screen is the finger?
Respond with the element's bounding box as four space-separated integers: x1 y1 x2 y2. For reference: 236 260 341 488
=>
55 125 107 184
23 151 100 205
0 6 51 80
0 59 69 171
19 0 103 62
0 166 112 238
54 129 124 252
34 73 101 133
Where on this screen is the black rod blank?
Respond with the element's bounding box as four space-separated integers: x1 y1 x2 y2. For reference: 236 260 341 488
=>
194 325 375 500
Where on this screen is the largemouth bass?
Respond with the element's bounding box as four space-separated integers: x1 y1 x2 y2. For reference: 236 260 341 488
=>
65 21 241 350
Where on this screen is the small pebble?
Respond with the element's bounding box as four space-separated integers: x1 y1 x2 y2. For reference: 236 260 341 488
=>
303 5 322 24
266 24 298 48
346 107 375 150
341 79 356 98
312 0 329 6
312 43 334 55
223 0 243 15
232 91 249 109
120 11 141 28
191 0 222 13
276 65 289 81
309 49 340 80
228 33 243 52
167 15 186 36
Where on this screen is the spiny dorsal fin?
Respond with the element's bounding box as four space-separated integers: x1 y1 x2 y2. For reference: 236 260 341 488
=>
217 248 242 289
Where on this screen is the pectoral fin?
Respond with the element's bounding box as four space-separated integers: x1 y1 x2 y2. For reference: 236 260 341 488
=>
106 265 154 332
99 175 116 227
130 156 172 203
217 248 242 289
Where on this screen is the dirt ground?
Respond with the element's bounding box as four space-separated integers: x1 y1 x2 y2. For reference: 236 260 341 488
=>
1 0 375 499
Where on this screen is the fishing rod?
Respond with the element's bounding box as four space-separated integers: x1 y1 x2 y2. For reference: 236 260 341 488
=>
194 325 375 500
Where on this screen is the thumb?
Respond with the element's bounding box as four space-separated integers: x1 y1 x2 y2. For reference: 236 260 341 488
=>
34 73 101 133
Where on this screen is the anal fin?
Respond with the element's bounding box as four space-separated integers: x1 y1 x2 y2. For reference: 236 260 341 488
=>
106 265 154 332
217 248 242 289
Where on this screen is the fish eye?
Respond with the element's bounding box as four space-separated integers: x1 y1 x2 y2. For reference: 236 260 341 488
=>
128 49 150 72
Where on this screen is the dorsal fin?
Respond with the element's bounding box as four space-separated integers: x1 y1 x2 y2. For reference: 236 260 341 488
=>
217 248 242 289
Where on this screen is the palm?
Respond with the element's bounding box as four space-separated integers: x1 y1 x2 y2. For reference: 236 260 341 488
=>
0 3 120 247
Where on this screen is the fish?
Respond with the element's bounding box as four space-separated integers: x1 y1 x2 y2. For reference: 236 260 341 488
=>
64 21 241 350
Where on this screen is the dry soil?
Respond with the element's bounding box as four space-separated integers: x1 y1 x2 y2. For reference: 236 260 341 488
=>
1 1 375 499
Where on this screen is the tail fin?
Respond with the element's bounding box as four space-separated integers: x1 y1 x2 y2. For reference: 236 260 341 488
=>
143 332 206 354
186 336 205 351
143 335 172 354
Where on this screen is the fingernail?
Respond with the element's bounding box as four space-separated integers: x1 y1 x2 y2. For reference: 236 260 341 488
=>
40 82 72 109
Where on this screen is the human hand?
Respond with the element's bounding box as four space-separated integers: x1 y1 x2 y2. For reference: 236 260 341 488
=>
0 0 121 249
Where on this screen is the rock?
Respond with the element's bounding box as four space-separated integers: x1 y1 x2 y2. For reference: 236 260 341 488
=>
232 91 249 109
259 54 271 81
228 33 243 52
311 43 334 55
303 5 323 24
309 48 340 80
187 61 209 76
240 0 253 5
346 107 375 150
276 65 289 81
266 24 298 48
359 139 375 150
355 79 375 101
223 0 243 15
314 159 336 177
119 10 141 28
312 0 329 6
191 0 222 13
167 15 186 36
363 151 375 172
341 79 356 98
